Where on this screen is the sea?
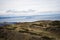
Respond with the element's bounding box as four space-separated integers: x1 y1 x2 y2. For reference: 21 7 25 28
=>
0 13 60 22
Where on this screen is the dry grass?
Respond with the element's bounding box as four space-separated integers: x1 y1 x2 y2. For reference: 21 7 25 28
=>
0 20 60 40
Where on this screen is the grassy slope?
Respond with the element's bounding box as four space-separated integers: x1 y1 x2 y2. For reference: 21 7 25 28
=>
0 20 60 40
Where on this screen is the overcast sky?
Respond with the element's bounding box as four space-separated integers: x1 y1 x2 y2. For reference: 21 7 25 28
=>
0 0 60 16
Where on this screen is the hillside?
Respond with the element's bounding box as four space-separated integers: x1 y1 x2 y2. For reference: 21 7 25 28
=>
0 20 60 40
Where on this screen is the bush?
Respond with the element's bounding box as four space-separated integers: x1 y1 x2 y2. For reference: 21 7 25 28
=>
41 36 55 40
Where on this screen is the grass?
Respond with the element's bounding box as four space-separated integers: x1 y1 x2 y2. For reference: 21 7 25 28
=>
0 20 60 40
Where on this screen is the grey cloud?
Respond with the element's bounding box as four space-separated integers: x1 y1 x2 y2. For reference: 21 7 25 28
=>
6 9 35 13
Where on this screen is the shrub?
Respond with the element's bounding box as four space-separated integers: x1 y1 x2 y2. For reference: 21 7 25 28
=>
41 36 55 40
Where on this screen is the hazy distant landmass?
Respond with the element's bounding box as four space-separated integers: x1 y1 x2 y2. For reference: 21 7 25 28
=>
0 13 60 22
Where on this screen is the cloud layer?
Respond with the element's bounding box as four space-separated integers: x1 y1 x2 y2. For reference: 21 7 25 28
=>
0 0 60 16
0 9 60 16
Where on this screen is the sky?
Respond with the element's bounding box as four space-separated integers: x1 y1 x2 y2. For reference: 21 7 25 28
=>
0 0 60 16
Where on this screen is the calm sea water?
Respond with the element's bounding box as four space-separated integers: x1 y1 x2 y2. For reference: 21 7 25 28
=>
0 14 60 22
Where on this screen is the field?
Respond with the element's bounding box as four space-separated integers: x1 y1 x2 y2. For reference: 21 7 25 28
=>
0 20 60 40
